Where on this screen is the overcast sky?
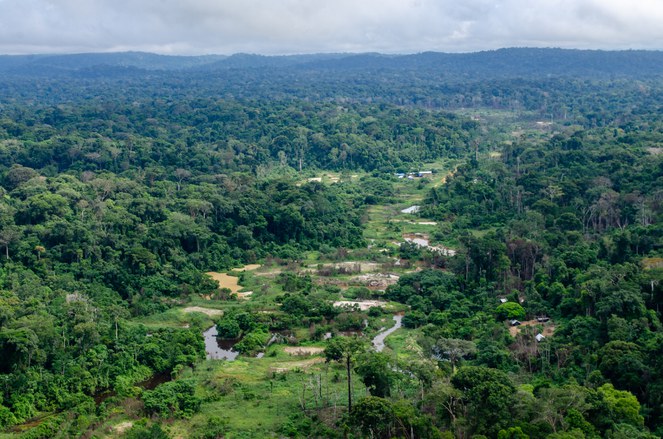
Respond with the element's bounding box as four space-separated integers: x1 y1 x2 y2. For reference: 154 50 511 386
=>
1 0 662 55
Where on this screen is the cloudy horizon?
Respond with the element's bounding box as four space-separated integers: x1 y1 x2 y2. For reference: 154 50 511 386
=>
1 0 662 56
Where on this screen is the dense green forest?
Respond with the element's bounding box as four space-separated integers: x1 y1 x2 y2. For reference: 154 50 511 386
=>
0 49 662 438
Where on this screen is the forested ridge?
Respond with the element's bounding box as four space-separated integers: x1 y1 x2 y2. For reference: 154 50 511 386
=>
0 49 661 438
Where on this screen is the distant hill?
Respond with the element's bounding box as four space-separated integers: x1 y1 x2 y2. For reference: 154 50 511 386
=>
0 51 226 74
1 48 663 79
286 48 663 78
1 48 662 110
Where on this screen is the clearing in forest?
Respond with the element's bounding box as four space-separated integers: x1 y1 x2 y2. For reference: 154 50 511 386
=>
283 346 325 356
509 320 556 337
269 357 326 373
231 264 262 272
206 264 261 295
333 300 388 310
182 306 224 317
206 272 243 294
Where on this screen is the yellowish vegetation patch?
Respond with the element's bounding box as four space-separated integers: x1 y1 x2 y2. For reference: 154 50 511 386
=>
182 306 224 317
112 421 133 435
231 264 262 272
236 291 253 300
642 258 663 270
269 357 325 373
283 346 325 356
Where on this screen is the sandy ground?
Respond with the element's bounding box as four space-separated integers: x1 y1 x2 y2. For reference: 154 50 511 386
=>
182 306 224 317
206 272 242 294
333 300 388 310
207 265 261 294
284 346 325 356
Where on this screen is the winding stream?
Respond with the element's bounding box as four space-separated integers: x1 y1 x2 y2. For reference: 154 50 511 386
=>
372 314 403 352
203 313 402 360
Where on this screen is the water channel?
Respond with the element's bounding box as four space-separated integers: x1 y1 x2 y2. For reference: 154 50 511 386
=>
372 314 403 352
203 313 403 360
203 325 240 360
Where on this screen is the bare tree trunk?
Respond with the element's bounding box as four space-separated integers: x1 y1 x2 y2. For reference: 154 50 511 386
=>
347 355 352 412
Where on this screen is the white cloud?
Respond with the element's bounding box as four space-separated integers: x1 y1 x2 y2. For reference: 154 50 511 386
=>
0 0 662 54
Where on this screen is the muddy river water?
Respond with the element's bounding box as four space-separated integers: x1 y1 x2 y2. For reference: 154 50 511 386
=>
203 313 403 360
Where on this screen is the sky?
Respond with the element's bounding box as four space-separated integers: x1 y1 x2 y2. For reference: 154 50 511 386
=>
1 0 662 55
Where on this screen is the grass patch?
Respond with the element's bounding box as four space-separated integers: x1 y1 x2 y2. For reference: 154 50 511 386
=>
169 354 365 437
383 328 424 363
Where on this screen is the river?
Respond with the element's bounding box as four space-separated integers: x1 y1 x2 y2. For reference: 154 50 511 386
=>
203 313 401 360
203 325 240 360
372 314 403 352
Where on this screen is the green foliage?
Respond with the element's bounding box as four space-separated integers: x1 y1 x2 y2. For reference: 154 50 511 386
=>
402 310 428 328
216 318 241 339
496 302 526 321
452 366 517 436
1 50 663 438
324 337 366 364
233 329 269 354
142 380 201 419
605 423 659 439
0 403 17 429
498 426 530 439
594 383 644 429
124 420 171 439
433 338 477 372
278 273 313 293
194 416 230 439
355 352 394 398
598 341 648 394
349 396 394 438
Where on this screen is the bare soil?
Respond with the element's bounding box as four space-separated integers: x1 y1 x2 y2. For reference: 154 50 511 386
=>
207 265 260 294
333 300 388 310
206 271 242 294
